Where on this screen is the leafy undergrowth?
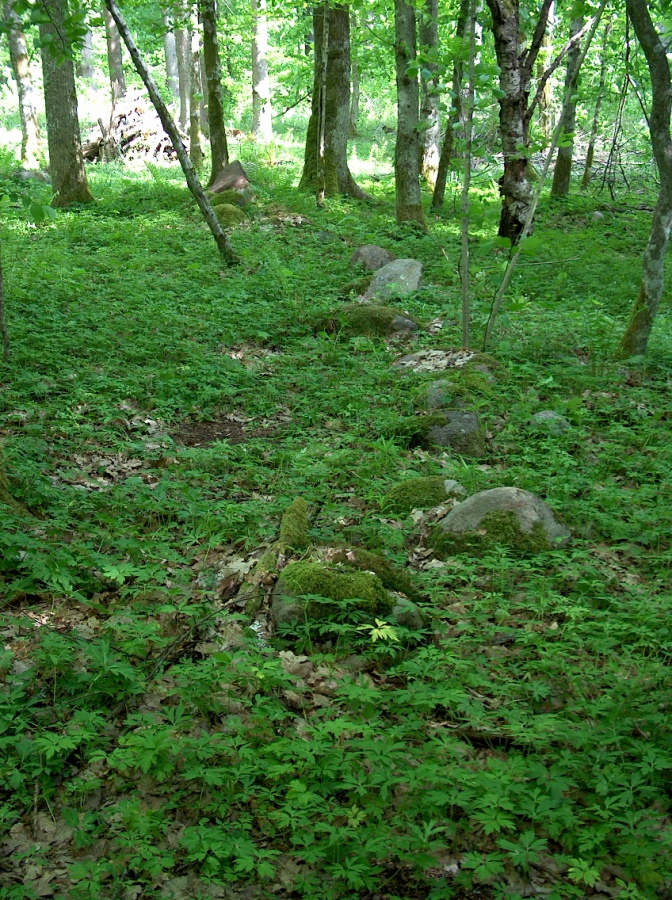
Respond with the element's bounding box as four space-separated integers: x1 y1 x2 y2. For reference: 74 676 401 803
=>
0 155 671 900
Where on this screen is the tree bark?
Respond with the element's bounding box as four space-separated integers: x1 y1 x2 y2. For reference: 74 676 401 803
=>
78 29 94 79
418 0 440 189
103 0 237 264
299 3 366 199
486 0 553 242
251 0 273 141
189 12 203 170
104 6 126 108
163 11 180 102
3 0 43 169
432 0 468 209
201 0 229 183
394 0 427 229
620 0 672 356
550 16 583 196
39 0 94 206
0 237 9 362
174 1 191 130
536 28 553 140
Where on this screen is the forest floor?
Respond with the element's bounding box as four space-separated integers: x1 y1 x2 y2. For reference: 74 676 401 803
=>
0 142 671 900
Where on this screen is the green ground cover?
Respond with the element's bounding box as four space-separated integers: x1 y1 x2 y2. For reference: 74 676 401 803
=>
0 145 671 899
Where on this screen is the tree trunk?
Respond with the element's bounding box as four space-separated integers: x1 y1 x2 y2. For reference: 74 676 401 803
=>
0 237 9 362
299 3 366 199
104 6 126 108
536 29 553 140
620 0 672 356
349 57 359 137
174 1 191 131
78 29 94 79
486 0 552 242
432 0 468 209
3 0 43 169
201 0 228 184
103 0 237 264
39 0 94 207
163 11 180 103
418 0 440 189
394 0 427 229
251 0 273 141
581 20 610 189
189 13 203 171
550 16 583 196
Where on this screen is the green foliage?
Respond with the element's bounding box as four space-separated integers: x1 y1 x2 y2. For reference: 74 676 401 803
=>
0 152 670 900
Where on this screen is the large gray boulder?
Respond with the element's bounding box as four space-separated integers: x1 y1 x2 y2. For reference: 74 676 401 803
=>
434 487 570 554
349 245 396 272
363 259 422 301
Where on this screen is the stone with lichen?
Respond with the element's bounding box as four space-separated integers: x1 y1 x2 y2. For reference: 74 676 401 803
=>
432 487 570 555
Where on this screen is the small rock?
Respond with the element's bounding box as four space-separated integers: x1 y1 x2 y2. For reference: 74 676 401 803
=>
427 410 486 457
433 487 570 554
349 244 396 271
592 210 605 221
214 203 246 227
320 303 422 338
392 597 426 630
383 475 467 515
415 379 467 410
528 410 570 432
210 189 251 208
363 258 423 301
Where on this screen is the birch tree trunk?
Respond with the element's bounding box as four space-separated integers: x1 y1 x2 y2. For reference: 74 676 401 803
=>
620 0 672 356
251 0 273 141
189 13 203 171
4 0 43 169
104 7 126 108
418 0 440 189
394 0 427 229
486 0 553 242
79 29 94 79
299 2 366 199
550 15 583 196
103 0 237 264
163 11 180 103
201 0 229 183
39 0 94 206
174 1 191 130
432 0 469 209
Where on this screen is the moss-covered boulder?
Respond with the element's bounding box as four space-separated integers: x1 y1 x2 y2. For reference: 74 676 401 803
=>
363 259 422 301
320 304 422 338
328 547 420 599
210 189 250 209
214 203 247 227
382 476 467 515
272 560 394 626
391 597 426 630
431 487 570 555
414 379 468 411
528 410 571 433
278 498 310 551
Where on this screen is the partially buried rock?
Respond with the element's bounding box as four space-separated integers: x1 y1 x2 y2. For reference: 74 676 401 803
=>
414 379 468 411
272 560 394 627
214 204 246 227
210 189 251 209
279 498 310 551
363 259 422 301
349 244 396 272
528 410 570 433
209 160 250 194
432 487 570 555
327 547 420 599
383 476 467 515
427 410 485 457
321 303 421 338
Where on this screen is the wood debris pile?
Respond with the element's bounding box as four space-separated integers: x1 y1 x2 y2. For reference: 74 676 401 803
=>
82 90 186 162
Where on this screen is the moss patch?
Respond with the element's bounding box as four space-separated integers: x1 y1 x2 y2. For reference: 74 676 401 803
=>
431 510 553 556
320 304 421 338
279 498 310 551
211 190 249 209
329 547 420 599
273 560 394 623
214 204 247 227
383 476 459 515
